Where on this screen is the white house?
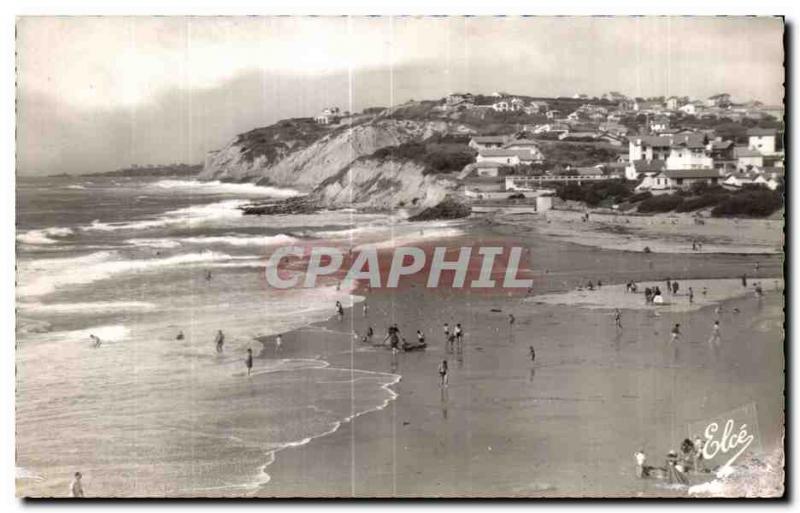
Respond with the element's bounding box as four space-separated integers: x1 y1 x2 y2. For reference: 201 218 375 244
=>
469 135 508 151
510 98 525 111
492 101 510 112
649 115 671 133
476 149 522 166
503 140 544 161
636 168 721 192
473 161 502 177
747 128 779 155
628 135 672 162
679 103 699 116
625 159 666 181
734 146 764 171
723 171 758 188
314 107 341 125
665 134 713 170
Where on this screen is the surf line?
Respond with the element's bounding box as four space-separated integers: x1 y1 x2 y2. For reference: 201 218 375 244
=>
264 245 534 290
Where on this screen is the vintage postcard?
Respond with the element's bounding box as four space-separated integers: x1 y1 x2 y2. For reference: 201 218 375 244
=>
15 16 785 498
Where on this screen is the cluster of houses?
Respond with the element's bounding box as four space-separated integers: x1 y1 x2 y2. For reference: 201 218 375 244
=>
454 91 783 204
444 92 551 116
626 127 784 192
314 107 343 125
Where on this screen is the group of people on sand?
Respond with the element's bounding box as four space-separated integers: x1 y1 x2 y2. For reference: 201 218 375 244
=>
634 437 709 485
577 279 602 291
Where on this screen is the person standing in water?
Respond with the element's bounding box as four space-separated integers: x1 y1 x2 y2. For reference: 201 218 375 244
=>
688 287 694 304
363 300 368 317
443 323 450 343
614 309 623 330
529 345 536 362
438 360 449 388
708 320 721 349
69 472 84 498
336 301 344 321
670 323 682 343
275 334 283 352
89 334 102 348
176 330 184 341
215 330 225 353
245 348 253 376
454 323 464 346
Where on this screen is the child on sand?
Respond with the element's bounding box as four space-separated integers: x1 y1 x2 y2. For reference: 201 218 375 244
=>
438 360 449 387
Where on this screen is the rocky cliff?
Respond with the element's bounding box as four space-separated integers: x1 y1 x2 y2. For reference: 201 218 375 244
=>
311 158 457 210
201 117 451 190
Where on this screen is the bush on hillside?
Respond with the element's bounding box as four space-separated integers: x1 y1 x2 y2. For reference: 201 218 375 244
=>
637 194 684 213
711 189 784 217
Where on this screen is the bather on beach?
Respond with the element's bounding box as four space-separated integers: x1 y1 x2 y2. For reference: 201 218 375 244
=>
665 450 689 485
214 330 224 353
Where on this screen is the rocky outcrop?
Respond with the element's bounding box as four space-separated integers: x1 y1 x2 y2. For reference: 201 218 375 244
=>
311 158 457 210
201 118 450 190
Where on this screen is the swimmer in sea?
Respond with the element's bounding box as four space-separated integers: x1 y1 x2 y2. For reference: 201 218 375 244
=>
438 360 449 387
215 330 224 353
245 348 253 376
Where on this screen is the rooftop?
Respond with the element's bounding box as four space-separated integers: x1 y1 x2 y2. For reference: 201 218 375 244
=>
663 168 721 179
471 136 508 144
747 128 778 136
734 147 762 158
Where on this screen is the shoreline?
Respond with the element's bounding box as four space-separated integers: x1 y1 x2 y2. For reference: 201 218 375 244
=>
250 220 784 497
490 209 784 255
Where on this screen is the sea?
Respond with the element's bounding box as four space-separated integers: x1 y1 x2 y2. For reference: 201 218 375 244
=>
15 174 464 497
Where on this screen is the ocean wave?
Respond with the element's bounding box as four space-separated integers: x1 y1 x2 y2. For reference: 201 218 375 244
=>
151 179 300 198
85 200 247 232
16 227 75 245
177 234 298 247
18 301 158 314
354 226 465 249
65 184 86 190
126 238 182 249
17 250 241 298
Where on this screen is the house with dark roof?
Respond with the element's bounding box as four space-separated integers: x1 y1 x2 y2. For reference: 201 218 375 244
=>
469 135 508 151
636 168 721 192
625 159 666 181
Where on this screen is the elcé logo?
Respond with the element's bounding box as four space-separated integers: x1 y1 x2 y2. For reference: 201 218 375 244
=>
702 419 755 469
264 245 533 289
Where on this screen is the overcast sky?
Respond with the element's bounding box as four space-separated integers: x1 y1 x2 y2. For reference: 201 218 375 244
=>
17 16 784 175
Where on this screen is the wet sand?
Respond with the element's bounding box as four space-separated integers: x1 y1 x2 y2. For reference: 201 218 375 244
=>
495 210 784 255
253 225 785 497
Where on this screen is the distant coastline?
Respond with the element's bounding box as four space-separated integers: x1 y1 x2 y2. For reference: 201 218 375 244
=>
85 163 202 177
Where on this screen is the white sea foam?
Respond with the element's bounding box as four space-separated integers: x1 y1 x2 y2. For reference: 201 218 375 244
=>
126 238 182 249
18 301 158 314
17 227 75 245
151 179 300 198
177 234 298 247
85 200 246 232
65 184 86 190
354 226 465 249
17 250 241 298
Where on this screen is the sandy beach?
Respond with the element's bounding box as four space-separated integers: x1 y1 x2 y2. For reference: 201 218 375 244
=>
493 209 784 255
252 223 785 497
